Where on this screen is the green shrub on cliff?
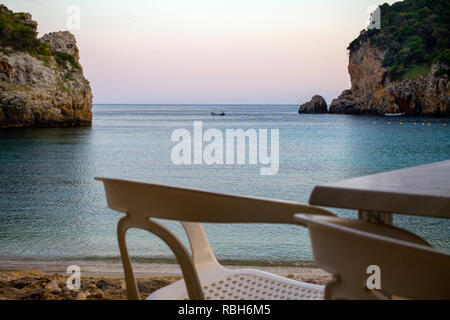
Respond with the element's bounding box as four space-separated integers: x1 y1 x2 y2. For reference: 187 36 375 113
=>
432 49 450 76
349 0 449 81
52 51 80 70
0 5 79 70
0 8 41 52
433 48 450 64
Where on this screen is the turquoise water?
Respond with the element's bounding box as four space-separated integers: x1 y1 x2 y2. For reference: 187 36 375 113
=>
0 104 449 265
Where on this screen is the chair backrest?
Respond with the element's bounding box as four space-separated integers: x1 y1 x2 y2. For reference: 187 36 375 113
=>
296 214 450 300
96 177 334 224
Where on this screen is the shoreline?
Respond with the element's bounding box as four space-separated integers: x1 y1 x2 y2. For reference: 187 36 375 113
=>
0 258 325 278
0 259 332 300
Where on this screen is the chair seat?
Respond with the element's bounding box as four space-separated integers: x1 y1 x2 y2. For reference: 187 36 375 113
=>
147 267 324 300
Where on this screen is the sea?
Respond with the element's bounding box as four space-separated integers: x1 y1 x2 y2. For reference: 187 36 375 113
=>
0 104 449 266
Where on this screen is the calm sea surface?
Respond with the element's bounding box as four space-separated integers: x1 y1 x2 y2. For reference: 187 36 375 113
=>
0 104 449 265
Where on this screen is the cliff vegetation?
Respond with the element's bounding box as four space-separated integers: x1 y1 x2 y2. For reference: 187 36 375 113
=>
349 0 449 81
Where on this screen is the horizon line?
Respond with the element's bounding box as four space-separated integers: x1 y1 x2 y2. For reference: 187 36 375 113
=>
93 103 300 106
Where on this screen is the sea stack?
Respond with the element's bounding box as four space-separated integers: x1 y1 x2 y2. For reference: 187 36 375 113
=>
298 95 328 114
0 5 92 128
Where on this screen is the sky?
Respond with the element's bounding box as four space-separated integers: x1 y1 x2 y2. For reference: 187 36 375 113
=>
2 0 398 104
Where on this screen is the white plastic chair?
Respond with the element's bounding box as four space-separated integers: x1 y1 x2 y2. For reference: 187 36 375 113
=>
96 177 335 300
295 214 450 300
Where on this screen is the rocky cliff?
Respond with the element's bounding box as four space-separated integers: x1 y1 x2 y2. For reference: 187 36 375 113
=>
0 5 92 128
329 35 449 116
329 0 449 116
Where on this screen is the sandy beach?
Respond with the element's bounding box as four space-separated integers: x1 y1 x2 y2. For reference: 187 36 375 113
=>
0 259 331 300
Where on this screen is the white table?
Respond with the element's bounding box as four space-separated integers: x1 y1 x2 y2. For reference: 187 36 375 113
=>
309 160 450 225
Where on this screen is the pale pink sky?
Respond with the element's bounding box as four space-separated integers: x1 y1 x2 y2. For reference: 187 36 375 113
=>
2 0 397 104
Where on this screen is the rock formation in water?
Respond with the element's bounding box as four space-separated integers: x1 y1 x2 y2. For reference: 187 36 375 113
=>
0 5 92 128
298 95 328 114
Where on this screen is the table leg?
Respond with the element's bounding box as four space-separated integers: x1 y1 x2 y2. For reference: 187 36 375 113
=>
358 210 393 225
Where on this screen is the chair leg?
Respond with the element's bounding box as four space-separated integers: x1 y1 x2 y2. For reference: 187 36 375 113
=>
118 216 141 300
118 215 205 300
144 218 205 300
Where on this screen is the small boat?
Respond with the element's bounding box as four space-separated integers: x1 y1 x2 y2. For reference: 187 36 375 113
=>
384 112 406 117
211 111 226 116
